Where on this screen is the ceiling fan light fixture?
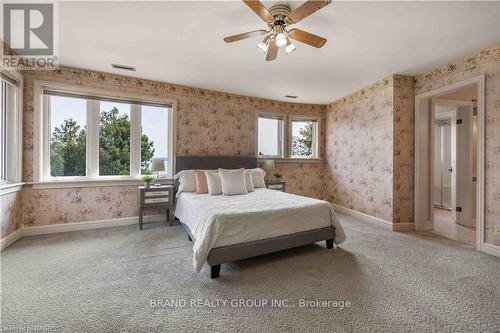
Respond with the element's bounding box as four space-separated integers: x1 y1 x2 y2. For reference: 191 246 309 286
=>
223 0 331 61
285 42 296 54
257 35 270 53
257 41 268 53
275 33 288 47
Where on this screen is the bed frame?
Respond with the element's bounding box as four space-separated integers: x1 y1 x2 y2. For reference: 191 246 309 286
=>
175 155 336 279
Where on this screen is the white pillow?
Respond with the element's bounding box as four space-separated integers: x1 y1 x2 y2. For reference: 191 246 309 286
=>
205 170 222 195
251 168 266 188
244 170 255 192
173 170 196 196
219 168 248 195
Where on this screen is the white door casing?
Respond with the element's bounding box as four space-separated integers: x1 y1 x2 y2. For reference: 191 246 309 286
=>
450 109 457 223
415 74 485 253
456 105 474 227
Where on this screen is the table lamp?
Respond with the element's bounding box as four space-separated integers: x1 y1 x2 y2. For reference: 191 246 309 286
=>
151 158 165 185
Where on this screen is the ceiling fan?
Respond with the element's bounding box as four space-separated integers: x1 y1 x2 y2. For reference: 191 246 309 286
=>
224 0 332 61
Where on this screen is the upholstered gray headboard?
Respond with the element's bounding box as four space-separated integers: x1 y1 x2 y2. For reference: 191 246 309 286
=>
175 156 257 174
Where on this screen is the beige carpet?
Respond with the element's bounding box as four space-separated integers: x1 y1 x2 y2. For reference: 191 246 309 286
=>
1 213 499 333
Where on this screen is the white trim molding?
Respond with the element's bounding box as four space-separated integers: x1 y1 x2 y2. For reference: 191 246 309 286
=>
0 182 24 195
332 203 392 230
0 68 23 184
32 80 178 184
480 243 500 258
31 178 174 189
0 228 23 250
332 204 415 232
414 75 485 252
0 214 167 250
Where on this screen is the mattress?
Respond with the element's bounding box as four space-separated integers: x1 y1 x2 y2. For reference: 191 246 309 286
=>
174 188 346 272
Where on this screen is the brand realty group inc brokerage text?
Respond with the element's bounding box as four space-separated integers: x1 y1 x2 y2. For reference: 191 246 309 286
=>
150 298 352 309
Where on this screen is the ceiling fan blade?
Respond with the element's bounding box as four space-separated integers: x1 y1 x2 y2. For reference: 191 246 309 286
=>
289 0 332 24
224 30 267 43
288 28 327 48
243 0 273 22
266 40 278 61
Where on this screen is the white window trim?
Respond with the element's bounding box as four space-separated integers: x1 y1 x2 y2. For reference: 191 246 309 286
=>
289 115 321 159
256 112 285 158
33 80 177 188
0 68 23 195
255 111 322 161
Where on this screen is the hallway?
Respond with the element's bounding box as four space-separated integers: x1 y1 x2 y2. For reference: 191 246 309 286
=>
433 208 475 246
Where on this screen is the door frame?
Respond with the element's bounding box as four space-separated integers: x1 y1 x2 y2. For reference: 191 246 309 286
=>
414 75 484 251
430 99 474 229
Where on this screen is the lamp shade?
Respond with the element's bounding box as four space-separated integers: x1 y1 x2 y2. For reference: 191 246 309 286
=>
151 158 166 172
262 159 275 171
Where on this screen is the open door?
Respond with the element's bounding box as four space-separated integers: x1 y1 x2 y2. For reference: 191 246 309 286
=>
450 111 457 222
455 105 474 227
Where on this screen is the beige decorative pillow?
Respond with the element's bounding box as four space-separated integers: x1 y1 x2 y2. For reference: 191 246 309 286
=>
173 170 196 195
205 170 222 195
244 170 255 192
251 168 266 188
219 168 248 196
194 170 208 194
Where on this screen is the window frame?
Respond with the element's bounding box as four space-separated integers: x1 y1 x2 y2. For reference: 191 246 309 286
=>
256 113 285 158
34 81 177 188
0 68 23 194
256 111 321 162
289 116 320 159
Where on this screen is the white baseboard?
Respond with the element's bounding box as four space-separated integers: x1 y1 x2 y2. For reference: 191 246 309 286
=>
332 204 414 232
1 214 167 250
0 228 23 250
480 243 500 257
332 204 393 230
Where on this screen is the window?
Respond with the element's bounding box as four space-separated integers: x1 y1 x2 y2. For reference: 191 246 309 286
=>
258 115 283 157
291 118 318 158
0 79 8 181
256 113 320 160
39 85 174 183
0 71 22 185
99 101 131 176
141 105 169 177
49 96 87 177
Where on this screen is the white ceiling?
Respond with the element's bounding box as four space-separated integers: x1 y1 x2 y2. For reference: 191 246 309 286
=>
58 1 500 104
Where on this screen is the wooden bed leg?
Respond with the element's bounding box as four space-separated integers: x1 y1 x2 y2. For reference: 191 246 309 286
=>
211 264 221 279
326 239 334 249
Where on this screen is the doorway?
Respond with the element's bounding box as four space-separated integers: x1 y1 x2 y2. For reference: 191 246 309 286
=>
432 95 476 246
414 75 484 250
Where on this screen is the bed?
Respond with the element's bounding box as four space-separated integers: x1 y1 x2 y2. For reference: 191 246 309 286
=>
174 156 346 278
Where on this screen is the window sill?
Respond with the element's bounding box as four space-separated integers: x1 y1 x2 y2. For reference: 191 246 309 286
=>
257 157 323 164
32 178 174 189
0 182 25 195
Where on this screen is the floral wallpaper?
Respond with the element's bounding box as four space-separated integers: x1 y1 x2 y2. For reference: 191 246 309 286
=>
21 186 140 227
18 66 326 228
392 76 415 224
325 77 395 222
415 42 500 246
4 41 499 249
324 75 415 224
273 162 326 199
1 191 22 237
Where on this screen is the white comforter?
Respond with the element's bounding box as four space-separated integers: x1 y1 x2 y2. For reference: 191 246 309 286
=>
174 188 346 272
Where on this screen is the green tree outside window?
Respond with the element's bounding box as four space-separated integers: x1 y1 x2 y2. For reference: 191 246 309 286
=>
50 106 155 177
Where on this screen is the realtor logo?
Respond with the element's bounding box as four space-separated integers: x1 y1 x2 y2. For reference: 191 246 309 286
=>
1 2 58 70
3 3 54 56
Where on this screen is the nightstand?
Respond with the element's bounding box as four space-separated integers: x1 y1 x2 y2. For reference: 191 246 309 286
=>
138 185 174 230
266 180 286 192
